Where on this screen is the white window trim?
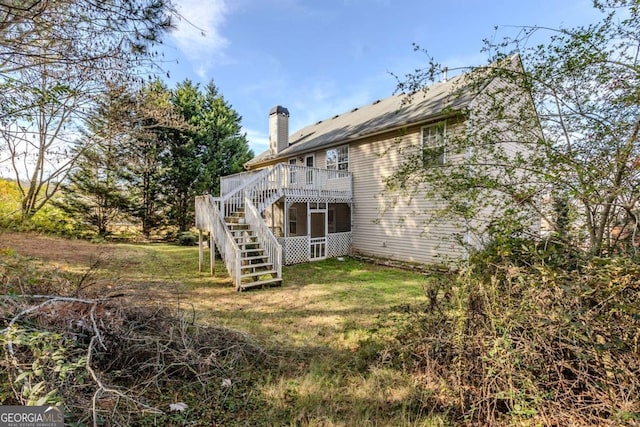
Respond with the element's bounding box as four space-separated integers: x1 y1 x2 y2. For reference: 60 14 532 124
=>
421 122 447 166
326 145 349 178
305 154 315 185
288 157 297 184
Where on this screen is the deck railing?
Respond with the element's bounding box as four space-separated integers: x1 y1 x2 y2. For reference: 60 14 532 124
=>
219 164 351 216
195 195 241 287
282 165 351 196
218 168 270 218
220 170 261 196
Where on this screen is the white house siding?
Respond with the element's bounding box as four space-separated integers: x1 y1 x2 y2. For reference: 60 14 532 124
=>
465 72 542 245
349 124 466 265
264 201 285 237
286 149 327 169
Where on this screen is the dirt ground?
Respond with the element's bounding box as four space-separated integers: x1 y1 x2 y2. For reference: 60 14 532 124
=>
0 231 185 305
0 231 121 265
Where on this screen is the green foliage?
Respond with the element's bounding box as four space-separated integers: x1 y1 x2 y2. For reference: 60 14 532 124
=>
0 327 87 406
0 178 76 235
0 179 21 227
120 80 177 238
55 85 134 237
382 244 640 425
390 1 640 256
161 80 253 232
28 204 77 236
176 231 198 246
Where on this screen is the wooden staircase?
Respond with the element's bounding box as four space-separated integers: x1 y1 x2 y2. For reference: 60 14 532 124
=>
225 209 282 291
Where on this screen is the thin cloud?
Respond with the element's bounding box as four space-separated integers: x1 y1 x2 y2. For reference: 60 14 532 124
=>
171 0 231 78
244 128 270 155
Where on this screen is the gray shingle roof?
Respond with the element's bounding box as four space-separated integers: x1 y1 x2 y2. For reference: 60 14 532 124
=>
246 71 475 168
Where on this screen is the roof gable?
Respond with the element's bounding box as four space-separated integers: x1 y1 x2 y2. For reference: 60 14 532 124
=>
246 70 475 168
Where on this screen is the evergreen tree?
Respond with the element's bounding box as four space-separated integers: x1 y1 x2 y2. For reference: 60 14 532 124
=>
162 80 253 232
56 85 133 236
122 80 178 238
162 80 204 233
200 81 254 196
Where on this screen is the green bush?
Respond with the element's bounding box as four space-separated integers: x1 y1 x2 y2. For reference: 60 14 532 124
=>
28 205 78 236
176 231 198 246
381 247 640 426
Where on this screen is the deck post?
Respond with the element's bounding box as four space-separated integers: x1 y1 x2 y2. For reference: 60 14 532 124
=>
209 232 216 276
198 230 203 272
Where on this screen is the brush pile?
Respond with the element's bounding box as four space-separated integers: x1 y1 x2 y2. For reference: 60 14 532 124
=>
0 252 267 425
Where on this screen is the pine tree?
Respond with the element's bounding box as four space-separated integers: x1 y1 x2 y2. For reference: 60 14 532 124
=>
161 80 253 232
56 85 133 236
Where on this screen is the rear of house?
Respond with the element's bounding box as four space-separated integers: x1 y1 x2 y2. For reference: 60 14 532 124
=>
243 74 474 266
196 58 538 288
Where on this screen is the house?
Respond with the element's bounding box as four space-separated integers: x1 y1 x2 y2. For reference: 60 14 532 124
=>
195 58 536 290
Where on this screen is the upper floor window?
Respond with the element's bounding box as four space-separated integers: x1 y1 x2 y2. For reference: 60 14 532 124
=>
326 145 349 171
422 122 446 166
288 158 297 184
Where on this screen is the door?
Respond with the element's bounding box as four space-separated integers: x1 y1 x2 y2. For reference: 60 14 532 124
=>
308 206 327 260
305 154 314 186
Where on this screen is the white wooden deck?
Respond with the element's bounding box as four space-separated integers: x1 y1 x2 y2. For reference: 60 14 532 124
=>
197 164 353 288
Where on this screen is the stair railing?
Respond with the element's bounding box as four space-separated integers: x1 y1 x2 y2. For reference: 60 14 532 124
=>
217 167 271 218
248 164 285 212
244 195 282 281
195 195 242 287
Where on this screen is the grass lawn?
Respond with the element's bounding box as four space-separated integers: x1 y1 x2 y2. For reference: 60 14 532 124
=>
0 232 446 426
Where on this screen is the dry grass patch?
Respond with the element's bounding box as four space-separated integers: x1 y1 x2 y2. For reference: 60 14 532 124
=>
1 231 439 426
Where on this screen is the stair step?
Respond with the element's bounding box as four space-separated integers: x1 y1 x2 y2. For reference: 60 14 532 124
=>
236 242 260 249
234 235 256 241
235 241 258 247
224 216 247 225
241 269 277 279
228 224 250 230
231 229 254 235
241 255 269 262
237 278 282 291
240 262 272 270
240 248 265 254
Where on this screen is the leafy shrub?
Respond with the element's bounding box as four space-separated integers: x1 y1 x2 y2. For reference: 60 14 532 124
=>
380 249 640 426
176 231 198 246
28 204 78 236
0 179 21 228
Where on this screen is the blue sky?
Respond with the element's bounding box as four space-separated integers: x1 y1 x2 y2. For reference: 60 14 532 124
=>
162 0 601 155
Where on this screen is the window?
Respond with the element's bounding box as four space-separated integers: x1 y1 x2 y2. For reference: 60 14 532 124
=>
288 207 297 235
326 145 349 171
305 154 314 185
288 158 297 184
421 122 446 166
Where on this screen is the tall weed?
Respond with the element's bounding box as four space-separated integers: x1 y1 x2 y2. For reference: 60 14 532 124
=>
383 244 640 426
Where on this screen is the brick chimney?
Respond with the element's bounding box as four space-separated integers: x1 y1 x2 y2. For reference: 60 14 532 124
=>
269 105 289 154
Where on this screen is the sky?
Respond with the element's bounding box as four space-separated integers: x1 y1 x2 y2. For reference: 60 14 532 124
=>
161 0 602 156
